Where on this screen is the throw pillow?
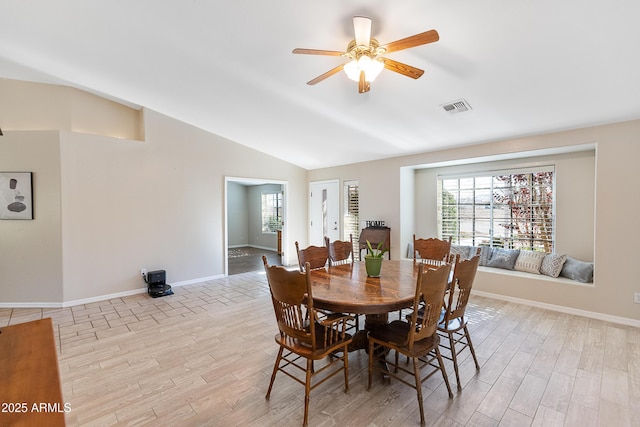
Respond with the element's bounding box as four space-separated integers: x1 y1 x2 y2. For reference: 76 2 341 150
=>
540 253 567 278
406 243 414 259
560 256 594 283
514 250 546 274
450 245 471 260
475 246 493 266
486 248 520 270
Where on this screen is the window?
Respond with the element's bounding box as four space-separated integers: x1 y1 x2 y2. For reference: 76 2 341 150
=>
261 191 282 233
438 167 555 252
343 181 360 253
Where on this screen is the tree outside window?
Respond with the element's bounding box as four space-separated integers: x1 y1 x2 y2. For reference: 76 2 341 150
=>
439 168 554 252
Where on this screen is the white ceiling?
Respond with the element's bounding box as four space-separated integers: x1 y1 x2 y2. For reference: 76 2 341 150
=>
2 1 640 169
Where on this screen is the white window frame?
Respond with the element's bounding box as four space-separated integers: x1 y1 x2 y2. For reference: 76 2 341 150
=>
343 180 359 252
437 165 556 252
261 191 283 234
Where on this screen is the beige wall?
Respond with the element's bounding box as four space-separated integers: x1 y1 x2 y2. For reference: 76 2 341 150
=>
2 78 639 323
0 79 141 140
0 131 63 304
309 123 640 322
1 80 308 304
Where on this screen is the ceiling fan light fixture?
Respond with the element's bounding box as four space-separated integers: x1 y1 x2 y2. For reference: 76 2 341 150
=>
344 56 384 82
293 16 438 93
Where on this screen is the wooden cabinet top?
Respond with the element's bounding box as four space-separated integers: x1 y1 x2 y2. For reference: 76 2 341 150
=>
0 318 66 426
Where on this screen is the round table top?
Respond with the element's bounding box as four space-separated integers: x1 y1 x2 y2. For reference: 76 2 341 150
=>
309 259 420 315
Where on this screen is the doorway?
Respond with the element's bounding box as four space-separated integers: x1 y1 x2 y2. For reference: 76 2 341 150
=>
225 177 288 275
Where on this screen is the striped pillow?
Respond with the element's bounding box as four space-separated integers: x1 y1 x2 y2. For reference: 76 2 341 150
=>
514 250 546 274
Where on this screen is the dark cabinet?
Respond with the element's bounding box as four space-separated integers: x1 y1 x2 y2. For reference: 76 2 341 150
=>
358 226 391 260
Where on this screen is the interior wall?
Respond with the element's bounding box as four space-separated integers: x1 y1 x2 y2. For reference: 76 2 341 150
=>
309 121 640 322
1 81 308 305
59 109 307 302
0 79 141 140
227 182 249 247
0 131 63 304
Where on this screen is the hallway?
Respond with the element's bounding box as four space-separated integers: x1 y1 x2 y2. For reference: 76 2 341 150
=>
228 246 282 275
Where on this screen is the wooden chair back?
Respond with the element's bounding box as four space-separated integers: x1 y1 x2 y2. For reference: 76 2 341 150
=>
413 235 452 266
326 234 355 266
406 263 452 350
443 255 480 324
263 256 353 426
295 241 329 272
263 257 316 346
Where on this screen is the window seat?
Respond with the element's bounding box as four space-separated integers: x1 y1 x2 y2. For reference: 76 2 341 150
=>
475 265 594 287
472 264 597 319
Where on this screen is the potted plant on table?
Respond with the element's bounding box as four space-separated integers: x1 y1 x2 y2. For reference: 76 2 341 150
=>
364 240 388 277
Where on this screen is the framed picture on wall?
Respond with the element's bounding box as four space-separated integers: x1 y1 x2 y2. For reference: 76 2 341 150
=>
0 172 33 220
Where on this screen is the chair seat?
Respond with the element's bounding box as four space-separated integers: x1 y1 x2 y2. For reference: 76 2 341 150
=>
438 316 466 333
275 327 352 360
366 263 454 426
368 320 440 357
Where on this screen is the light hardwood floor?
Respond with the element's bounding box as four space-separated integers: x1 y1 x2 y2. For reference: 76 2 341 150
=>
1 271 638 426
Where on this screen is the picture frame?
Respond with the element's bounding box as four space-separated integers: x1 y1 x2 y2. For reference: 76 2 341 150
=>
0 172 33 220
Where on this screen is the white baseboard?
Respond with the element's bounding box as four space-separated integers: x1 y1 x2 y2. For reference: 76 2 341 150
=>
248 244 278 251
0 275 227 309
473 290 640 328
5 277 637 329
228 244 277 251
0 302 67 309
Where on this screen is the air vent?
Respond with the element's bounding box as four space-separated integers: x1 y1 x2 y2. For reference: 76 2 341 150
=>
441 99 472 114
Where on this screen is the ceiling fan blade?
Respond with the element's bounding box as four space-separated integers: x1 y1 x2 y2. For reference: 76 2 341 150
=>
382 58 424 79
353 16 371 46
292 48 345 56
381 29 439 54
358 70 370 93
307 63 346 85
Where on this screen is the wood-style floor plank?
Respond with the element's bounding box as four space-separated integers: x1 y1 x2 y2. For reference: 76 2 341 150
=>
1 269 638 426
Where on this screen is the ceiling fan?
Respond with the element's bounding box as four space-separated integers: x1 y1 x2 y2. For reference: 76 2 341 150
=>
293 16 439 93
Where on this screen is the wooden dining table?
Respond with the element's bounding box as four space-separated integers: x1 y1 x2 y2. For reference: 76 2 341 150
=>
309 259 419 316
309 259 422 351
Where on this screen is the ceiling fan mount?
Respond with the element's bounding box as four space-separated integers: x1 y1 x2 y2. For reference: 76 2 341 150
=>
345 38 383 60
293 16 439 93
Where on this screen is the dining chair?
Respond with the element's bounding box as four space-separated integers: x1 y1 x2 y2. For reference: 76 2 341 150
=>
438 254 481 390
399 235 452 322
325 234 355 266
263 256 353 427
413 234 452 267
295 241 329 272
367 262 454 425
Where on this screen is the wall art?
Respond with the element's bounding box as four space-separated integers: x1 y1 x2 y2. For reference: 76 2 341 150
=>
0 172 33 219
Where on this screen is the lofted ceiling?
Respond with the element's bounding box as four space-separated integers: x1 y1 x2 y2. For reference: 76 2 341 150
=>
1 1 640 170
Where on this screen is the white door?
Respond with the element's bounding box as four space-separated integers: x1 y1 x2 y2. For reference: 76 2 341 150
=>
309 180 339 246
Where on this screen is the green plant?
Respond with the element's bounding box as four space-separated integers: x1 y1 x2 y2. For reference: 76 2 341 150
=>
366 240 388 258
